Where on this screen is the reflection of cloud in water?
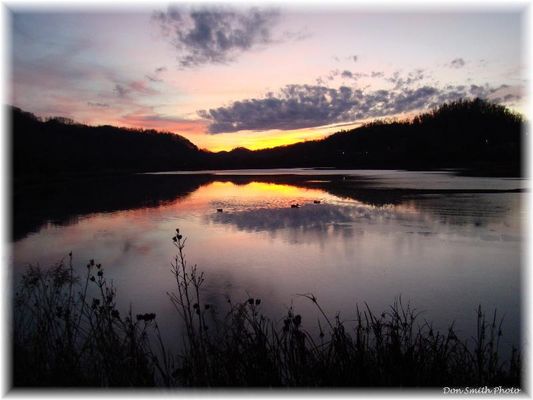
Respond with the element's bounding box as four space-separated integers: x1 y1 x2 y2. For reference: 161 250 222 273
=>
211 204 352 230
208 203 410 243
207 194 521 245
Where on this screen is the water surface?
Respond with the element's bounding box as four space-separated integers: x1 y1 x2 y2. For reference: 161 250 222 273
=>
12 169 524 351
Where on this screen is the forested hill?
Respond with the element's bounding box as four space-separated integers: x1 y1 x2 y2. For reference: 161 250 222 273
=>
11 98 524 180
208 99 523 175
12 107 207 178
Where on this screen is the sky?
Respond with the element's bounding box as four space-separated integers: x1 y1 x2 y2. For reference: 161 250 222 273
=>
9 4 527 151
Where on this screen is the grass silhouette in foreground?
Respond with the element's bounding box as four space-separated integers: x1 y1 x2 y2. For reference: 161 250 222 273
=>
13 230 521 388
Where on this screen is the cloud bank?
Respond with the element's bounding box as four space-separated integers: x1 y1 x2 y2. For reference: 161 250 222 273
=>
198 83 514 134
450 58 466 68
153 6 280 68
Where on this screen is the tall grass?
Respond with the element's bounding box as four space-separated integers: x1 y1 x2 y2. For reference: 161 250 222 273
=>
13 256 165 386
12 230 521 388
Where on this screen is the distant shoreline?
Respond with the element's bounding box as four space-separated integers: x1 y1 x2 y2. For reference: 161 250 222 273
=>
13 164 523 181
13 165 524 191
12 99 523 182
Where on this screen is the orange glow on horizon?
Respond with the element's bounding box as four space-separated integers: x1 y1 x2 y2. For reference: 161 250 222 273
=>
208 134 313 152
83 110 401 153
193 122 362 152
90 116 331 152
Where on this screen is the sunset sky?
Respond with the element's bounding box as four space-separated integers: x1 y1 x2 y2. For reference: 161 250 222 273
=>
10 4 526 151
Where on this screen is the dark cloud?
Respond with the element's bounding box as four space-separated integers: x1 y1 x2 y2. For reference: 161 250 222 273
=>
371 71 384 78
155 66 167 73
339 70 367 81
327 69 339 81
153 6 281 67
325 69 367 82
332 55 358 63
386 69 425 90
387 71 401 84
198 84 360 133
390 86 438 113
114 84 129 98
469 84 489 97
503 93 519 101
341 70 353 79
198 82 510 134
450 58 466 68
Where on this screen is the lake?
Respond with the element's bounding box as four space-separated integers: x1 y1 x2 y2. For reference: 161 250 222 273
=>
12 169 525 354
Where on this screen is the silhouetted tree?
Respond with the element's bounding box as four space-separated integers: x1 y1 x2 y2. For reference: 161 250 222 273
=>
11 98 524 180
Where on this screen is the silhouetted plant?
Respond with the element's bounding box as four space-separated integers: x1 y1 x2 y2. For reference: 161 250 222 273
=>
13 254 169 386
165 230 521 387
13 229 521 388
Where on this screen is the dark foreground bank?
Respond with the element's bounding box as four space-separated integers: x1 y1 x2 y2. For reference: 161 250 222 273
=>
12 231 521 388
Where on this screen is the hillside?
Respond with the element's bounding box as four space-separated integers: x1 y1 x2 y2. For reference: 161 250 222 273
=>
208 99 524 175
11 107 207 179
11 98 524 180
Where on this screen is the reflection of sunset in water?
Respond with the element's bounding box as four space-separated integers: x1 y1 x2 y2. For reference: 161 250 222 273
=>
188 181 338 209
12 172 523 355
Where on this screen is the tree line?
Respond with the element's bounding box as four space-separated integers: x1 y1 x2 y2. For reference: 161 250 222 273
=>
11 98 524 180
